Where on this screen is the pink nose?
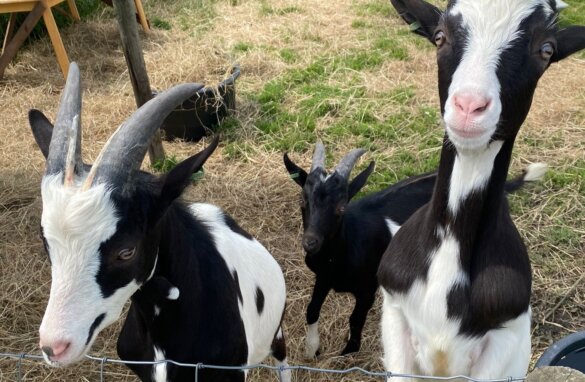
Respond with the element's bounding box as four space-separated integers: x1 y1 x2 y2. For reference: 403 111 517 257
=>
453 92 491 117
40 341 70 360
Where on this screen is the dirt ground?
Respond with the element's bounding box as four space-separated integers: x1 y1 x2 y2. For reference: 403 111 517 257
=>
0 0 584 381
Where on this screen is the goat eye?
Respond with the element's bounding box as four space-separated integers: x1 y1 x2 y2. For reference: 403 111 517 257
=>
299 197 306 209
434 31 446 47
540 42 554 60
117 248 136 261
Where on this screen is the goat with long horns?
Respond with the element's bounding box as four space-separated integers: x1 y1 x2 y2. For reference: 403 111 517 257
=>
29 63 291 382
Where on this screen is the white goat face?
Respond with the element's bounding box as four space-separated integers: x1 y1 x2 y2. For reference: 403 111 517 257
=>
439 0 557 151
29 63 211 367
38 175 144 366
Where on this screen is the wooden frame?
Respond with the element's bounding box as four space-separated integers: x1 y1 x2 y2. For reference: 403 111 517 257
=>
0 0 80 79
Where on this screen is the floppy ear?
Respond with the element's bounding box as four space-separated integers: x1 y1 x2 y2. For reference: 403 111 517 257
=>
159 135 219 206
28 109 54 159
390 0 442 43
553 26 585 62
348 161 375 199
283 153 308 187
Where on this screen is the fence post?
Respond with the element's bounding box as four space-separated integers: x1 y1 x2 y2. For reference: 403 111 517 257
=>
17 353 25 382
194 362 201 382
100 357 108 382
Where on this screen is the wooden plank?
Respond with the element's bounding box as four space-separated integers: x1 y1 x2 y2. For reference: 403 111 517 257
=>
0 1 65 13
0 0 45 78
112 0 165 163
42 1 69 78
0 2 37 13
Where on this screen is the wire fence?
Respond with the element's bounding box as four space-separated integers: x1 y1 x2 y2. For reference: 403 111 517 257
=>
0 351 527 382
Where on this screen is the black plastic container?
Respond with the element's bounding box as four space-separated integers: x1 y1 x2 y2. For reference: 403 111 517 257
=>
158 65 240 141
536 331 585 372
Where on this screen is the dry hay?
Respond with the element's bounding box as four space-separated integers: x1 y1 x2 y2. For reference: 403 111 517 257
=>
1 0 584 381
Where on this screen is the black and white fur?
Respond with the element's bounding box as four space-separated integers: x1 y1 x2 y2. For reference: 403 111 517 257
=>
284 143 545 358
29 63 290 382
378 0 585 379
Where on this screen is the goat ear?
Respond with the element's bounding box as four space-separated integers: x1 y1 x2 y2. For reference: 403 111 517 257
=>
390 0 442 43
28 109 54 159
348 161 375 199
283 153 308 187
159 136 219 205
553 26 585 62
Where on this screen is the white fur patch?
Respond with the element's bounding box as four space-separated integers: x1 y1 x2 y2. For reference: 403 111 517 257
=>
470 309 531 378
189 203 286 366
305 322 320 359
167 287 180 300
381 232 530 379
523 163 548 182
153 346 167 382
385 218 401 236
448 141 503 216
39 174 141 365
154 305 161 316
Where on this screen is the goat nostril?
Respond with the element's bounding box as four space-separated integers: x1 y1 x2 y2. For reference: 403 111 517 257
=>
303 236 319 251
473 101 490 114
41 342 70 359
455 101 464 112
41 346 54 357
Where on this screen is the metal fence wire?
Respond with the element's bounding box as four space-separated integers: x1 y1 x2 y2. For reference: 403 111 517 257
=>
0 352 526 382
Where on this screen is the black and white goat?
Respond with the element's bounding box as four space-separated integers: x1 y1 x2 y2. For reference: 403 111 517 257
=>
378 0 585 379
284 143 544 357
28 63 290 382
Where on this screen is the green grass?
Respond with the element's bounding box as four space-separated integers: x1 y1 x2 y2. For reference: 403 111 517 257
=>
260 3 303 16
233 42 253 53
151 155 205 181
279 48 298 64
151 155 180 172
354 0 394 17
152 17 172 30
351 19 371 29
558 1 585 26
175 0 218 35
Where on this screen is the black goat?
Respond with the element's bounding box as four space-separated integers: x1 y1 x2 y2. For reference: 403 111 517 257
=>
284 142 545 356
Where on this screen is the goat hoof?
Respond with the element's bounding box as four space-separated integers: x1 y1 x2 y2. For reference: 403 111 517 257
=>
340 342 359 355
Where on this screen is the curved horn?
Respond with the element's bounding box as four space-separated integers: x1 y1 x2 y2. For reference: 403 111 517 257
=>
46 62 82 182
334 148 366 179
310 141 326 172
83 83 204 195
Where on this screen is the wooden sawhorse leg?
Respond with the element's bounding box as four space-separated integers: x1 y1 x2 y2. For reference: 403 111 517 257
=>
134 0 150 32
42 3 70 78
0 2 46 79
66 0 81 21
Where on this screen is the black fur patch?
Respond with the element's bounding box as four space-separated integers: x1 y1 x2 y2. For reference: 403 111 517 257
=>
224 213 253 240
255 286 265 314
39 225 51 264
270 331 286 362
233 270 243 305
86 313 105 345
